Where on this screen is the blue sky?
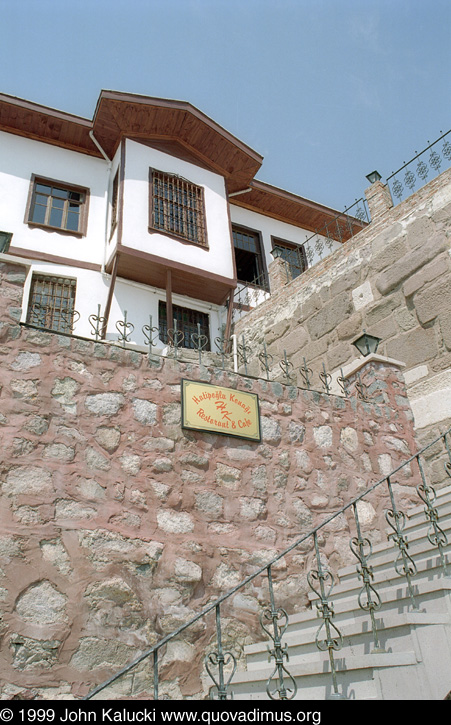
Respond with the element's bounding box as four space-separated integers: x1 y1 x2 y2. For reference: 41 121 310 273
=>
1 0 450 211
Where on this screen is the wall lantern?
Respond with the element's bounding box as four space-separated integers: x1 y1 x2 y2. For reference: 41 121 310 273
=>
352 330 381 357
270 246 284 260
365 170 382 184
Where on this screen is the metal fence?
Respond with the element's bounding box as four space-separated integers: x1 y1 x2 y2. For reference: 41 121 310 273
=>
386 129 451 205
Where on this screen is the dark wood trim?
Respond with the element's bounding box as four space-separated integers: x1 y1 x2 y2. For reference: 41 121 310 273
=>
24 174 90 237
224 288 234 347
117 139 126 246
96 91 263 163
166 269 173 344
101 253 119 339
231 222 269 290
0 92 92 125
7 247 102 272
116 244 236 288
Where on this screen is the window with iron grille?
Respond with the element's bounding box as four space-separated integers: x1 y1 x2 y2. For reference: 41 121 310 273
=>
150 170 207 247
26 274 77 334
271 238 307 279
26 176 88 235
159 301 210 350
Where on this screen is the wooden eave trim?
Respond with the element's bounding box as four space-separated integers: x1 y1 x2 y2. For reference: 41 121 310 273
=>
229 197 327 235
128 134 230 179
0 125 102 159
0 93 92 126
7 247 102 271
95 91 263 164
115 245 237 288
230 180 367 235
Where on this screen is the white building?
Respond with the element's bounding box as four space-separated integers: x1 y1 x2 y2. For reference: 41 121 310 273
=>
0 90 365 352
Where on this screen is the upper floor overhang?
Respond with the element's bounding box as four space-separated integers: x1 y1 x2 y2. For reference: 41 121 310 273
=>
0 90 263 195
0 90 365 232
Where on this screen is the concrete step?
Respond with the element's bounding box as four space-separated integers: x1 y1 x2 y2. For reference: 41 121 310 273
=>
231 651 420 700
245 610 451 669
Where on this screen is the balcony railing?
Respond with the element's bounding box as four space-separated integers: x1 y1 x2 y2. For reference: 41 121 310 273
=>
386 129 451 205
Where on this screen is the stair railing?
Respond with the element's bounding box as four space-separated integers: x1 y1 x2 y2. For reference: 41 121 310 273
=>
83 428 451 702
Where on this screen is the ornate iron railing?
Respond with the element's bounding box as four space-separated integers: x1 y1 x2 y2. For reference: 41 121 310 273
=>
386 129 451 205
82 428 451 701
23 309 360 399
302 198 369 268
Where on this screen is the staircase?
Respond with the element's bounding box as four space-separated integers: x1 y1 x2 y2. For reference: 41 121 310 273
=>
231 485 451 701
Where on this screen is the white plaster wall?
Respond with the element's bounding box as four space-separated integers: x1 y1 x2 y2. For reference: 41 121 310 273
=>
20 262 223 351
0 131 108 266
121 139 235 279
229 204 341 270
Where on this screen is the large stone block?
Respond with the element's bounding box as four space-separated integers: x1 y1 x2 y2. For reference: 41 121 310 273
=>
386 326 438 367
413 277 451 325
403 254 451 298
306 292 353 341
375 233 449 295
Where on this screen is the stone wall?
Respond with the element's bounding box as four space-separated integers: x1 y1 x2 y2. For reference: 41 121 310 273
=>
0 258 421 700
236 167 451 464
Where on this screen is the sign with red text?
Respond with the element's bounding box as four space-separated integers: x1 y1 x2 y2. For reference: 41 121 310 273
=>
181 379 261 442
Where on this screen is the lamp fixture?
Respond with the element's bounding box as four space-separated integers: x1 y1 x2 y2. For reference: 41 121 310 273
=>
352 330 381 357
270 246 284 260
365 170 382 184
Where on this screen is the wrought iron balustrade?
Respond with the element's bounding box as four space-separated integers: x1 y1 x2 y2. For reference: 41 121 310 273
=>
82 428 451 701
386 129 451 205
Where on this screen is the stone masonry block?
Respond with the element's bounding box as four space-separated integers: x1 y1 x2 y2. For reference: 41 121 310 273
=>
375 233 449 296
386 326 438 367
369 237 409 275
403 254 451 298
406 215 436 250
306 292 353 341
413 277 451 325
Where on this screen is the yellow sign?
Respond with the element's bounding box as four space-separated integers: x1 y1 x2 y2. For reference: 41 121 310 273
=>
181 379 261 442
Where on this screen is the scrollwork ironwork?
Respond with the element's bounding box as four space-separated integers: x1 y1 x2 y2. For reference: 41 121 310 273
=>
89 304 106 340
260 567 297 700
279 350 295 385
299 357 313 390
308 533 344 699
385 477 419 609
258 343 274 381
205 605 236 700
350 503 384 652
116 310 134 348
416 456 449 576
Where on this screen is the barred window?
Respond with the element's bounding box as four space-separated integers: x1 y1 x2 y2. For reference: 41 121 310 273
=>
159 301 210 350
26 274 77 334
27 176 88 235
150 170 207 247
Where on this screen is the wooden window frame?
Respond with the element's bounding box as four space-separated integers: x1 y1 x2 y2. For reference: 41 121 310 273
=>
149 168 208 249
270 236 308 278
110 168 119 238
26 273 77 334
25 174 90 237
232 223 269 290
